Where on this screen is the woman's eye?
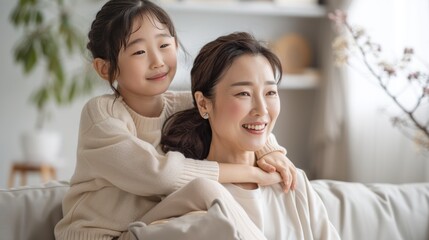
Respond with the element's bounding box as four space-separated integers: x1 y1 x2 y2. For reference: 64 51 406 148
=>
160 44 170 48
236 92 250 97
133 50 145 55
267 90 278 96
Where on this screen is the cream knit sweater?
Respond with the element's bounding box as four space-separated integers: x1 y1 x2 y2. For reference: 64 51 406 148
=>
54 91 283 240
224 169 340 240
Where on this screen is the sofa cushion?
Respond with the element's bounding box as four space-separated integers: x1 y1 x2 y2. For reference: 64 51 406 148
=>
1 180 428 240
312 180 429 240
0 181 69 240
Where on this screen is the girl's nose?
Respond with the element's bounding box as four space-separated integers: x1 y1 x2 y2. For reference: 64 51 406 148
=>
149 51 164 69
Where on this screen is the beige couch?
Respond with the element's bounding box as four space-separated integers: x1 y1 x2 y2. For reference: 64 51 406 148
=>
1 180 428 240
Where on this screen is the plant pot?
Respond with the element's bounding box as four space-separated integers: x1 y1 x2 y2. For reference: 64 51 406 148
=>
21 130 62 164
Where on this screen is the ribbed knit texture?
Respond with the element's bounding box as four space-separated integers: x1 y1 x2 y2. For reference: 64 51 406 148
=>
224 170 341 240
254 133 287 159
55 91 285 240
55 92 219 240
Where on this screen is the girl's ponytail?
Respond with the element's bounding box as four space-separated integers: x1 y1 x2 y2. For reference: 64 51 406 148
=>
162 108 211 160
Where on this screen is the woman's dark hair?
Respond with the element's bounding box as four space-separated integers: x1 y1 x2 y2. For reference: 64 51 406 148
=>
162 32 282 159
87 0 178 97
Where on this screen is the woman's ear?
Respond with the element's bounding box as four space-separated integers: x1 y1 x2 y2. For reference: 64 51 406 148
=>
194 91 212 117
92 58 110 81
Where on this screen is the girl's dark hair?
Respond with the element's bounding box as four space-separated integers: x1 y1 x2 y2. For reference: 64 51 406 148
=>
87 0 178 97
162 32 282 159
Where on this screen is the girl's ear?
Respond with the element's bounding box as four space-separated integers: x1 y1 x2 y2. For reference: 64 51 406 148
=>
92 58 110 81
194 91 212 117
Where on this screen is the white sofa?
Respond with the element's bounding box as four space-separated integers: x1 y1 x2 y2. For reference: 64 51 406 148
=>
1 180 428 240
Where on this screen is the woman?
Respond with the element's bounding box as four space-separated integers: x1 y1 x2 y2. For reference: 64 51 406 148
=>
161 32 340 239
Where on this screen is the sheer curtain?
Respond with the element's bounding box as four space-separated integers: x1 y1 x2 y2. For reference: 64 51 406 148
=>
310 0 429 183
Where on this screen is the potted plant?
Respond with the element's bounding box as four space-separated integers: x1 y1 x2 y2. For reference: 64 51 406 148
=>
10 0 96 164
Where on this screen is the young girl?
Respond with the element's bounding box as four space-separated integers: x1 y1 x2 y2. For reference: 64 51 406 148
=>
55 0 296 239
161 32 340 239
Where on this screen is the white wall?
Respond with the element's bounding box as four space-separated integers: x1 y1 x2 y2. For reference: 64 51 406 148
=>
3 0 425 188
0 1 321 188
0 1 108 188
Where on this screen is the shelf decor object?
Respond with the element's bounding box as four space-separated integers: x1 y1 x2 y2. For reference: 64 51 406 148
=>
159 0 322 90
271 33 312 74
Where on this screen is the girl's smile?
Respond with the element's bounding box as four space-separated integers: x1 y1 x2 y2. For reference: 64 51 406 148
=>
114 14 178 117
147 71 169 81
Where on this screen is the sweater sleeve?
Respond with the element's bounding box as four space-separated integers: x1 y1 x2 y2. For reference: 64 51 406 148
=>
254 133 287 159
74 96 219 197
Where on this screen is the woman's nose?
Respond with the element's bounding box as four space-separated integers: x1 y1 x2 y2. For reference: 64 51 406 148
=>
251 96 268 116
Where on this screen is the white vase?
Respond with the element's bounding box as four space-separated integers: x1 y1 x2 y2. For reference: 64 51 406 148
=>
21 130 62 164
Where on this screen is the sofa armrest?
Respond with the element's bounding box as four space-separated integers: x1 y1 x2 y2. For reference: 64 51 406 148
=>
311 180 429 240
0 181 69 240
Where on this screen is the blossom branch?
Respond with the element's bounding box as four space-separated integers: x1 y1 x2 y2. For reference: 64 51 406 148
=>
329 10 429 149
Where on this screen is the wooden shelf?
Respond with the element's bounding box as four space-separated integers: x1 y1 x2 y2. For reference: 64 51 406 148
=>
279 68 320 89
169 68 320 90
157 1 327 18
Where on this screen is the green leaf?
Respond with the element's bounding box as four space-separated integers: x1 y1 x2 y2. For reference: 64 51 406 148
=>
24 43 38 73
34 10 43 25
68 78 78 102
14 40 26 62
9 5 22 25
49 56 65 89
40 35 50 56
53 82 63 104
83 70 96 93
31 87 49 111
23 7 32 26
11 0 95 121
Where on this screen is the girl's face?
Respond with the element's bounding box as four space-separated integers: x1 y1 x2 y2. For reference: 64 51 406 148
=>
206 54 280 154
116 14 177 101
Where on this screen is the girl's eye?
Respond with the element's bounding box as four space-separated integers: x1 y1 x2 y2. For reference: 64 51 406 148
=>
160 44 170 48
267 90 278 96
133 50 145 55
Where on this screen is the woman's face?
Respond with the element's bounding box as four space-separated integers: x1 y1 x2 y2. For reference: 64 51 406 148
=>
207 54 281 153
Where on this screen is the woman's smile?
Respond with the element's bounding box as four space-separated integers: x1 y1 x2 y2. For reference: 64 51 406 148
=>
242 122 268 134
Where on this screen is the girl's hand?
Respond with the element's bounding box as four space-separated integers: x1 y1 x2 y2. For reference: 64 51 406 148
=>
256 152 297 192
254 167 282 186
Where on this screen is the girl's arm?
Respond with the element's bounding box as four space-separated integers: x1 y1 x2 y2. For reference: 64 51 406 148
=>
76 95 283 198
255 133 297 192
177 91 296 188
218 163 281 186
76 96 219 197
255 133 287 158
